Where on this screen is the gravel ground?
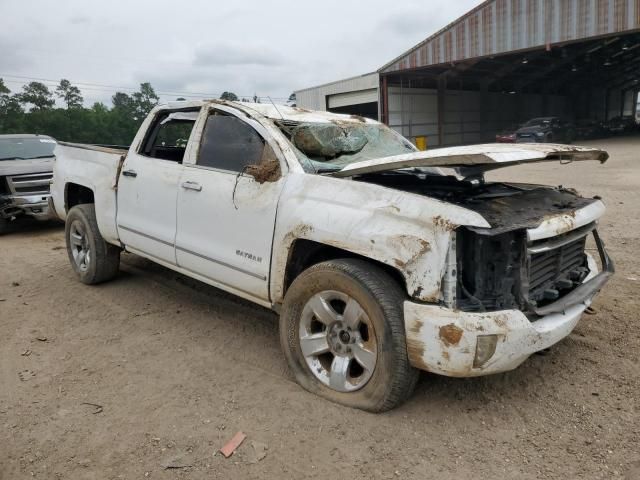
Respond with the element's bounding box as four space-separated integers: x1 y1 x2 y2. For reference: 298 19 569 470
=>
1 136 638 480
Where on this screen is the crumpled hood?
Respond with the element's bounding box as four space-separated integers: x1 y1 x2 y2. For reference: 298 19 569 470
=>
0 157 54 176
330 143 608 178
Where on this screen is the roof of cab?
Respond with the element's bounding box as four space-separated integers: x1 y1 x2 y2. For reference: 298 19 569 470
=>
161 99 379 125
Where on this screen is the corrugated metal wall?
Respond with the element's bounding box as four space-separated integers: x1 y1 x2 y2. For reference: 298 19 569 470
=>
382 0 640 73
295 73 379 111
387 87 439 143
389 87 568 146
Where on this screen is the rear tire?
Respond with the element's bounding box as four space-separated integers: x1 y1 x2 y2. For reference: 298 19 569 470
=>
280 258 419 412
65 203 120 284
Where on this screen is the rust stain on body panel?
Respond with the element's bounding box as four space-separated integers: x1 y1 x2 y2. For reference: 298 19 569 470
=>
406 319 429 370
433 215 457 231
439 323 464 346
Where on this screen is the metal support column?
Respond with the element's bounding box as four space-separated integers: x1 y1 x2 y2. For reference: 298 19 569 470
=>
437 76 446 147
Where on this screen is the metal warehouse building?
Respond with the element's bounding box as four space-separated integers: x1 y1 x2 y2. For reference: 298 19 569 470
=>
295 0 640 147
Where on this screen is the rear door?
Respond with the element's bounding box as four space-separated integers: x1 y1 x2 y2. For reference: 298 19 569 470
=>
116 109 198 264
175 106 287 302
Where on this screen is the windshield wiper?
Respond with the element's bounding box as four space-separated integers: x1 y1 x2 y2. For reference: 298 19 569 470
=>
0 154 54 161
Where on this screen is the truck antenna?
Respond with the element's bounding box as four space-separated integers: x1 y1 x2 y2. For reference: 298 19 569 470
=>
268 96 285 120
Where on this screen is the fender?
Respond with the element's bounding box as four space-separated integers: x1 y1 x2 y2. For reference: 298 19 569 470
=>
270 172 490 303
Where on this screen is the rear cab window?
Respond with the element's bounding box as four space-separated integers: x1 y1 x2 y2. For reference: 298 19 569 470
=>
140 110 199 163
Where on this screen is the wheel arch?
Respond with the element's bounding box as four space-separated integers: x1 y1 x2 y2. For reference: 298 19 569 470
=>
65 182 95 212
282 239 407 300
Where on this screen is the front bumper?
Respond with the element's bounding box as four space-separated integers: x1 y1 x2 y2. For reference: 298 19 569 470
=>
0 194 51 220
404 239 613 377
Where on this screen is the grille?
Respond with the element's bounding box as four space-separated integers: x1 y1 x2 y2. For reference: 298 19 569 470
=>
6 172 53 196
516 133 535 141
527 235 587 304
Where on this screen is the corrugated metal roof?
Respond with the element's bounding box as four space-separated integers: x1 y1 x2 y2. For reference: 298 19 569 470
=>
380 0 640 73
295 72 379 93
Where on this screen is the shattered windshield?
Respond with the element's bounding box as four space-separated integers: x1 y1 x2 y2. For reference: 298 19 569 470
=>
276 120 416 173
0 137 56 161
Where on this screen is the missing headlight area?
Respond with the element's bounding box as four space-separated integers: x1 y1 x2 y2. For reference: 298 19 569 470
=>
456 226 592 314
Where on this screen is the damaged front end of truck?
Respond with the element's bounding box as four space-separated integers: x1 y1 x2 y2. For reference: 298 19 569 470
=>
326 142 614 376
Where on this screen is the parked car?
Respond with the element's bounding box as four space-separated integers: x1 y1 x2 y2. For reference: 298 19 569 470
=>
574 119 605 140
495 124 519 143
603 116 637 135
0 134 56 233
515 117 575 143
50 101 613 411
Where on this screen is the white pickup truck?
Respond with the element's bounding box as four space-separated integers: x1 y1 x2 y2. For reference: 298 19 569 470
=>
50 100 613 411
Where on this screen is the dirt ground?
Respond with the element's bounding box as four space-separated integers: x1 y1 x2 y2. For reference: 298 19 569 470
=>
1 136 639 480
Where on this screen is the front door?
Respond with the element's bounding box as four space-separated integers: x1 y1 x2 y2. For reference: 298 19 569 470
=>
175 108 286 302
117 109 198 264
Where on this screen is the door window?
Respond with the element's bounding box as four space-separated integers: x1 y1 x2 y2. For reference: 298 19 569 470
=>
198 113 266 172
140 110 198 163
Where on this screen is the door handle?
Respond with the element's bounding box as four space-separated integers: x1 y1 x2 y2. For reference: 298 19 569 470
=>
122 169 137 178
181 181 202 192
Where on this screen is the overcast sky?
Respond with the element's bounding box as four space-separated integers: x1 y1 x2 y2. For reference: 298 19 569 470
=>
1 0 482 106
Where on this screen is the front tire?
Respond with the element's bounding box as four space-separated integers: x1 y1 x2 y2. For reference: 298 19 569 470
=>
280 259 419 412
65 203 120 284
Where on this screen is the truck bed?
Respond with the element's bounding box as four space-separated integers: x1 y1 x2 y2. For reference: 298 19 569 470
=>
51 142 126 245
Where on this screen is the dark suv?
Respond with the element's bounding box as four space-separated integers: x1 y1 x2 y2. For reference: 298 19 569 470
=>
603 116 637 135
515 117 574 143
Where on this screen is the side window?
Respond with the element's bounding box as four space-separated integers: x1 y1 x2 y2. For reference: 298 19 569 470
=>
140 110 198 163
198 113 267 172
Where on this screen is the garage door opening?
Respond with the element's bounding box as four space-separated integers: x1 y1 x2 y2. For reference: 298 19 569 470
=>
326 89 379 120
328 101 378 120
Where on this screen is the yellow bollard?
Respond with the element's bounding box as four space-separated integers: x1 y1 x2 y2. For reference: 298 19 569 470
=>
415 136 427 151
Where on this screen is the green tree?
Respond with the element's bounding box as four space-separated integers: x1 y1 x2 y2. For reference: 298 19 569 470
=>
0 81 163 146
112 92 135 113
110 92 138 145
0 78 9 95
56 79 84 109
131 82 159 120
0 79 25 132
17 82 55 111
220 91 239 101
